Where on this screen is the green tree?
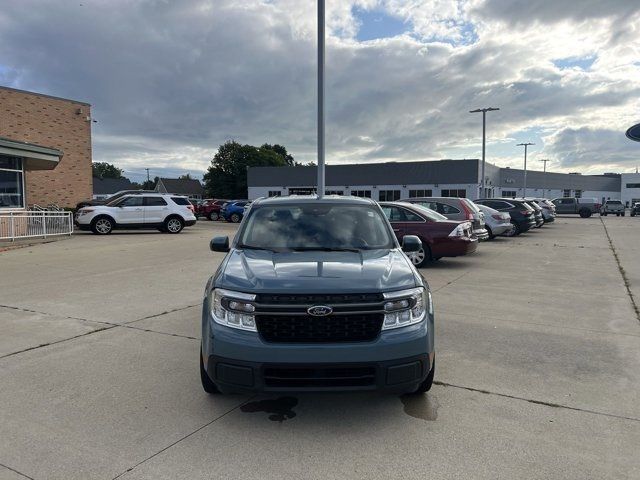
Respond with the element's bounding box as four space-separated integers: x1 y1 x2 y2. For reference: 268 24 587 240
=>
260 143 297 166
141 176 159 190
92 162 123 179
179 173 193 180
204 141 288 198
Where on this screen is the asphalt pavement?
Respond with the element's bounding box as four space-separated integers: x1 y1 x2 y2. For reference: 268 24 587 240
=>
1 216 639 480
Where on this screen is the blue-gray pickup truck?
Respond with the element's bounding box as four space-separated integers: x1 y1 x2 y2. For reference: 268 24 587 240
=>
200 195 435 394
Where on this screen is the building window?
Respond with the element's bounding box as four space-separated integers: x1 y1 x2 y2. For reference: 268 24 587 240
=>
268 191 282 197
501 190 517 198
288 187 316 195
408 189 432 198
0 155 24 209
626 183 640 189
325 190 343 195
441 189 466 198
563 189 571 198
378 190 401 201
350 190 371 198
574 190 582 198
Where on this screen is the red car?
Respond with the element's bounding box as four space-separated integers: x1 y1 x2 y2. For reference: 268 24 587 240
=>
197 199 228 221
379 201 478 267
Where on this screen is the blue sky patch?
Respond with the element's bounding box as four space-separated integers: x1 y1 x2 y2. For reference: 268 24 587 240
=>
553 56 596 71
353 7 409 41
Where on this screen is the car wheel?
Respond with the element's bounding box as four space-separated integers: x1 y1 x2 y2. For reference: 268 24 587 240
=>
631 212 636 217
486 226 494 239
165 216 184 234
230 213 241 223
504 222 519 237
200 352 220 394
91 216 113 235
412 357 435 394
408 245 431 268
579 209 591 218
208 211 219 221
622 212 626 217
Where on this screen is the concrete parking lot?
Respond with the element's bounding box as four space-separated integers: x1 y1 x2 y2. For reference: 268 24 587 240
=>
1 216 639 480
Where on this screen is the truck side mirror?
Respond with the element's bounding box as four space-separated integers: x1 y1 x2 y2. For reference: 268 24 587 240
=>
402 235 421 253
210 236 230 252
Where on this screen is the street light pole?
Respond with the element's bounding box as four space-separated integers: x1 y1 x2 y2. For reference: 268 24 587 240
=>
469 107 500 198
540 159 550 197
516 142 534 197
317 0 325 199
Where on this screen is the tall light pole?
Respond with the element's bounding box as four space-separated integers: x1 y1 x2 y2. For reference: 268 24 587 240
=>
317 0 325 198
540 159 550 197
516 142 534 197
470 107 500 198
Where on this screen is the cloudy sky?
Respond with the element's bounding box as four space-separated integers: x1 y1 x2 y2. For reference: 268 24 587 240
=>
1 0 639 182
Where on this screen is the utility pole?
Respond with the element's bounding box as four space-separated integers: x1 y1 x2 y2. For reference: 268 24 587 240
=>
317 0 325 199
516 143 534 197
469 107 499 198
540 159 550 197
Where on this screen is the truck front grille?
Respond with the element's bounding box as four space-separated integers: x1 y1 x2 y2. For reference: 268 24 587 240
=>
256 293 383 305
256 313 383 343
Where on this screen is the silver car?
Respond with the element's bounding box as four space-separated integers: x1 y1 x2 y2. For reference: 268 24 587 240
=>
474 203 513 239
402 197 490 241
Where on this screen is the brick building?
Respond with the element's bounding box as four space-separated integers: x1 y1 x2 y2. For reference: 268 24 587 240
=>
0 86 93 209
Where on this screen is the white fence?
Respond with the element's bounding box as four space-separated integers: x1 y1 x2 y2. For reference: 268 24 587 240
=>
0 211 74 241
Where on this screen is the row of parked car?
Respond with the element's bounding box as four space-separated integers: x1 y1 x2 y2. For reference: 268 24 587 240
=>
373 196 555 267
195 199 251 223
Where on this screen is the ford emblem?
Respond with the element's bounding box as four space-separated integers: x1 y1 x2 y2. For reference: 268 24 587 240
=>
307 305 333 316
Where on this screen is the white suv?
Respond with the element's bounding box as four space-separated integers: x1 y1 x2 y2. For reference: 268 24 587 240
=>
75 194 197 235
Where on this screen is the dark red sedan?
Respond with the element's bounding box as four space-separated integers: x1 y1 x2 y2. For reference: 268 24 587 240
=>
379 201 478 267
197 199 228 221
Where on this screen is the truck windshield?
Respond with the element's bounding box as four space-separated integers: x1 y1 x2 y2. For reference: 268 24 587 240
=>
238 204 395 251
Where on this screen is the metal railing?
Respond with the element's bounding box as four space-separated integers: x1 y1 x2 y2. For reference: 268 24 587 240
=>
0 210 74 241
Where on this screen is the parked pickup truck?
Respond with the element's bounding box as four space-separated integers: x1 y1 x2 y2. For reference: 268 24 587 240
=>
201 195 435 395
600 200 625 216
551 197 601 218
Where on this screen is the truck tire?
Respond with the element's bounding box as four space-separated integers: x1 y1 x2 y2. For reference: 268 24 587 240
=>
200 352 220 394
412 358 435 394
579 209 591 218
622 212 626 217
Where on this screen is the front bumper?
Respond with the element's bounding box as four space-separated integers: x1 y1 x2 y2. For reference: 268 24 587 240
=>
201 301 434 393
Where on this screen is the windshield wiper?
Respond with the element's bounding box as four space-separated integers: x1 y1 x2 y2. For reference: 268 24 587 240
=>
290 247 360 253
237 244 281 253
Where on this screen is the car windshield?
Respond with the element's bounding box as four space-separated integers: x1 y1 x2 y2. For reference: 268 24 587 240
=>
238 203 395 251
409 204 448 221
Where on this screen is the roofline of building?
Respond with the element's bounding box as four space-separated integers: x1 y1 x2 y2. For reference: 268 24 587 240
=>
0 85 91 106
0 136 63 156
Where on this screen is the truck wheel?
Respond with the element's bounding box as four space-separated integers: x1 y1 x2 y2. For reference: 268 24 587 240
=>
579 209 591 218
209 211 219 221
412 358 435 394
200 352 220 394
616 213 620 217
622 212 625 217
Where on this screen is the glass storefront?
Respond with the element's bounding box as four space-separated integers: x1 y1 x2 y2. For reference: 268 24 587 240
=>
0 155 24 208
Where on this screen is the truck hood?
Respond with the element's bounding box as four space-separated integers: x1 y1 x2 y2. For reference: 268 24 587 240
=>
216 248 419 293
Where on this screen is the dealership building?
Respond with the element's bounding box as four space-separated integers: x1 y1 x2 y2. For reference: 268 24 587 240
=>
0 86 93 210
248 159 640 206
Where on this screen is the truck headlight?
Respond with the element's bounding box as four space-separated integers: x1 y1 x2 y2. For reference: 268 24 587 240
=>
381 287 431 330
208 288 257 332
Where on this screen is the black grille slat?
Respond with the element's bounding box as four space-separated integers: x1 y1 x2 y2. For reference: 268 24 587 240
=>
256 314 383 343
263 365 376 387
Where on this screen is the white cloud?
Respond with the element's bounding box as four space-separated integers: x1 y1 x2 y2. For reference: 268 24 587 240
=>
0 0 639 177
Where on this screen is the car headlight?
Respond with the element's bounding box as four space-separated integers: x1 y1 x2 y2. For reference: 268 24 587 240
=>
381 287 431 330
78 209 94 215
208 288 257 332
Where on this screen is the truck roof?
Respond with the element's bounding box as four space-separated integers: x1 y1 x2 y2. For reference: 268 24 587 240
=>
252 195 377 207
